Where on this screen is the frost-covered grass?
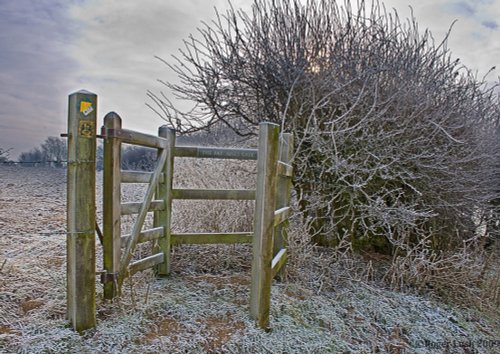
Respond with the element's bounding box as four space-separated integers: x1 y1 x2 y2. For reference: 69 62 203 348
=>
2 269 498 353
0 165 498 353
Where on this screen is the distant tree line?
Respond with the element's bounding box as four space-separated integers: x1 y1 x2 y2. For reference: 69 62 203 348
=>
17 137 68 167
16 137 157 170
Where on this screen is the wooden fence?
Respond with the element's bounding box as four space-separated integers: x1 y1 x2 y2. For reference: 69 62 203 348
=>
66 90 293 332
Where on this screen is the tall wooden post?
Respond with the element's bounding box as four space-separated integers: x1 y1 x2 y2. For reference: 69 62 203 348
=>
66 90 97 332
102 112 122 299
250 122 279 329
273 133 293 278
156 126 175 275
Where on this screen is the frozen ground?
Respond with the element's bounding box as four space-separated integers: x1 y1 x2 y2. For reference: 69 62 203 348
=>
0 165 498 353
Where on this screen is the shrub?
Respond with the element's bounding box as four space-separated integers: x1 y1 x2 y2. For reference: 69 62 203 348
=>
150 0 500 253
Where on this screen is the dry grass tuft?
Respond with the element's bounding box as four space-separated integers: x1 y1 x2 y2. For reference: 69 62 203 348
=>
386 242 500 311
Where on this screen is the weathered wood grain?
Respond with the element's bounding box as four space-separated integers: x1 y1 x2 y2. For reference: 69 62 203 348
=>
274 206 291 227
129 252 165 276
104 127 168 149
120 200 165 215
171 232 253 245
250 122 280 330
175 146 257 160
156 126 175 275
277 161 293 177
121 170 165 183
172 188 256 200
103 113 122 300
271 248 287 278
121 227 164 246
66 90 97 332
274 133 293 278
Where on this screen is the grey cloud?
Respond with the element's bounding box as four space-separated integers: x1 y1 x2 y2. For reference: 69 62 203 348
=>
1 0 497 158
476 0 496 4
449 1 476 16
66 0 252 134
482 20 499 29
0 0 79 158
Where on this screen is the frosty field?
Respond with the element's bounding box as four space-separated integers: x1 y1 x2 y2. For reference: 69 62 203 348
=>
0 165 498 353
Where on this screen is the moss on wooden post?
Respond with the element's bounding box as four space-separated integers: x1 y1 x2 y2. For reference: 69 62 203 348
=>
103 112 122 299
156 126 175 275
66 90 97 332
250 122 280 330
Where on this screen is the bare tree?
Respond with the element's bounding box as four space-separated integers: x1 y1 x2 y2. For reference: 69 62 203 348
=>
150 0 500 253
41 136 67 167
18 147 44 165
18 136 67 167
121 145 157 171
0 147 12 163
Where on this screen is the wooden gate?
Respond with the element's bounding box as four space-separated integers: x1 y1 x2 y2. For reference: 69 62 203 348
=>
66 90 293 331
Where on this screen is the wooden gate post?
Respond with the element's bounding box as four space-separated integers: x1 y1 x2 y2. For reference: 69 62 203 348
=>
66 90 97 332
103 112 122 299
250 122 280 329
156 126 175 275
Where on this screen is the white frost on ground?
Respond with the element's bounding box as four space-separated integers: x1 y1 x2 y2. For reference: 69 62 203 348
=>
0 166 498 353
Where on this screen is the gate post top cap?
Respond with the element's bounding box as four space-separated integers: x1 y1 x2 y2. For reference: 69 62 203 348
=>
70 89 96 96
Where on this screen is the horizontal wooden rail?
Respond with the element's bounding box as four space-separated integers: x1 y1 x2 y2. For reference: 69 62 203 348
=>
121 200 165 215
121 170 164 183
175 146 257 160
271 248 287 278
274 206 291 227
121 227 164 246
103 128 167 149
171 232 253 245
128 252 164 276
277 161 293 177
172 189 256 200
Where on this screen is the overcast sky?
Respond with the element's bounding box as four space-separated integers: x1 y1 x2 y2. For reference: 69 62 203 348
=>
0 0 498 159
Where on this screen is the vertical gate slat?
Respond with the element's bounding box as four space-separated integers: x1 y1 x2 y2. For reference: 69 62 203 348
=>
103 112 122 299
273 133 293 278
250 122 280 330
156 126 175 275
